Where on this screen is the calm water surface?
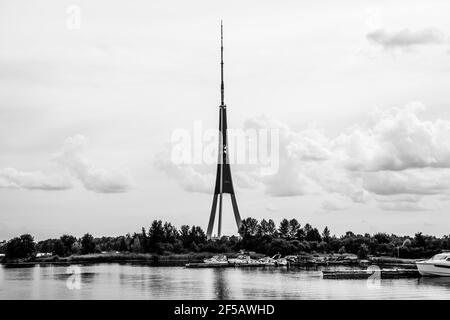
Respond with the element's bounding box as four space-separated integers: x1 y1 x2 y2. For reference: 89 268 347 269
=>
1 263 450 299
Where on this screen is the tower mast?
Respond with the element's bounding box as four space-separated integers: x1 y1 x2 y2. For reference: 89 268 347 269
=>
218 20 224 238
207 21 242 240
221 20 224 106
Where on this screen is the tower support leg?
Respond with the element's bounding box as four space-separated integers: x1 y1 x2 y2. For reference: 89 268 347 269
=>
218 192 223 238
230 193 242 230
207 194 218 239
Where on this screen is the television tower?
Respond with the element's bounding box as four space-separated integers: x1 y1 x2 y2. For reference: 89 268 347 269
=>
206 21 242 239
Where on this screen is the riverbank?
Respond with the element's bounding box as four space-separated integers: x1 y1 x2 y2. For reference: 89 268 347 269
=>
0 251 418 268
0 251 266 266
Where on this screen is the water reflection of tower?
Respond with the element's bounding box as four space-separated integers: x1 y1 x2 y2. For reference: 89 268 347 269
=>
213 268 230 299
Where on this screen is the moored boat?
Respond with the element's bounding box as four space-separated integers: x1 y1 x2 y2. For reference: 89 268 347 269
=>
228 255 252 264
258 256 276 266
416 252 450 276
271 253 288 266
203 255 229 264
276 258 288 266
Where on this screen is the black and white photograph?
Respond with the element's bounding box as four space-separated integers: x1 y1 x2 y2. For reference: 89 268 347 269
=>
1 0 450 313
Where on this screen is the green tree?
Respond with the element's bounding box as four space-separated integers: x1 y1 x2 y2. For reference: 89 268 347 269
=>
295 228 305 241
60 234 77 256
322 226 331 243
81 233 95 254
71 241 82 254
189 226 206 245
278 219 290 239
258 219 270 236
344 231 355 238
288 219 301 239
180 225 191 248
149 220 165 244
36 239 57 254
267 219 277 237
163 222 179 244
374 232 390 244
303 223 313 237
305 227 322 242
131 236 142 253
414 232 426 248
5 234 35 259
140 227 149 252
118 236 128 252
357 244 369 259
239 217 259 239
53 239 66 256
257 219 277 237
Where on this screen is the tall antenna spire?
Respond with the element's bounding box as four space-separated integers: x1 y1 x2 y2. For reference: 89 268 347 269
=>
207 21 242 240
220 20 224 106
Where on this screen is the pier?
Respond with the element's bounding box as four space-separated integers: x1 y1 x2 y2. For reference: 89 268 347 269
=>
322 269 421 279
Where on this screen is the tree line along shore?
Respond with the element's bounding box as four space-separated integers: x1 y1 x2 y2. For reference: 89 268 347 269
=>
1 217 449 264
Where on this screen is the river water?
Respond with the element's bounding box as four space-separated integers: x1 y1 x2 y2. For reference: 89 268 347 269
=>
1 263 450 299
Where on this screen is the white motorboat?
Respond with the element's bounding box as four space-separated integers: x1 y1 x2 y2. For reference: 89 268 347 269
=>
270 253 288 266
203 255 229 264
416 252 450 276
258 256 276 266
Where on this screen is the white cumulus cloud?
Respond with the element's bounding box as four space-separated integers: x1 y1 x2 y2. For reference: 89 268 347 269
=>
367 28 444 49
54 135 132 193
0 135 132 193
337 103 450 171
154 148 214 194
156 103 450 211
0 167 72 190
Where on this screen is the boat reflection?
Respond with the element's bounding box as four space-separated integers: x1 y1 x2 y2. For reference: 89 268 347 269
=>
418 276 450 288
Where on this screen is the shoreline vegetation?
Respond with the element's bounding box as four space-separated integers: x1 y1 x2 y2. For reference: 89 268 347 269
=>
0 252 241 266
1 217 449 266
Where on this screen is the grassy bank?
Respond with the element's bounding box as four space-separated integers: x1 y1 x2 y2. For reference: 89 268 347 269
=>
1 251 265 266
1 251 419 268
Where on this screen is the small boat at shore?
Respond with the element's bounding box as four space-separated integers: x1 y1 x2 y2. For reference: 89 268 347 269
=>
228 255 249 264
269 254 288 266
203 255 228 264
276 258 288 266
416 252 450 276
187 253 292 268
258 256 276 266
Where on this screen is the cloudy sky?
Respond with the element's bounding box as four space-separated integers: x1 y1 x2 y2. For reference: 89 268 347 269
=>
1 0 450 240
